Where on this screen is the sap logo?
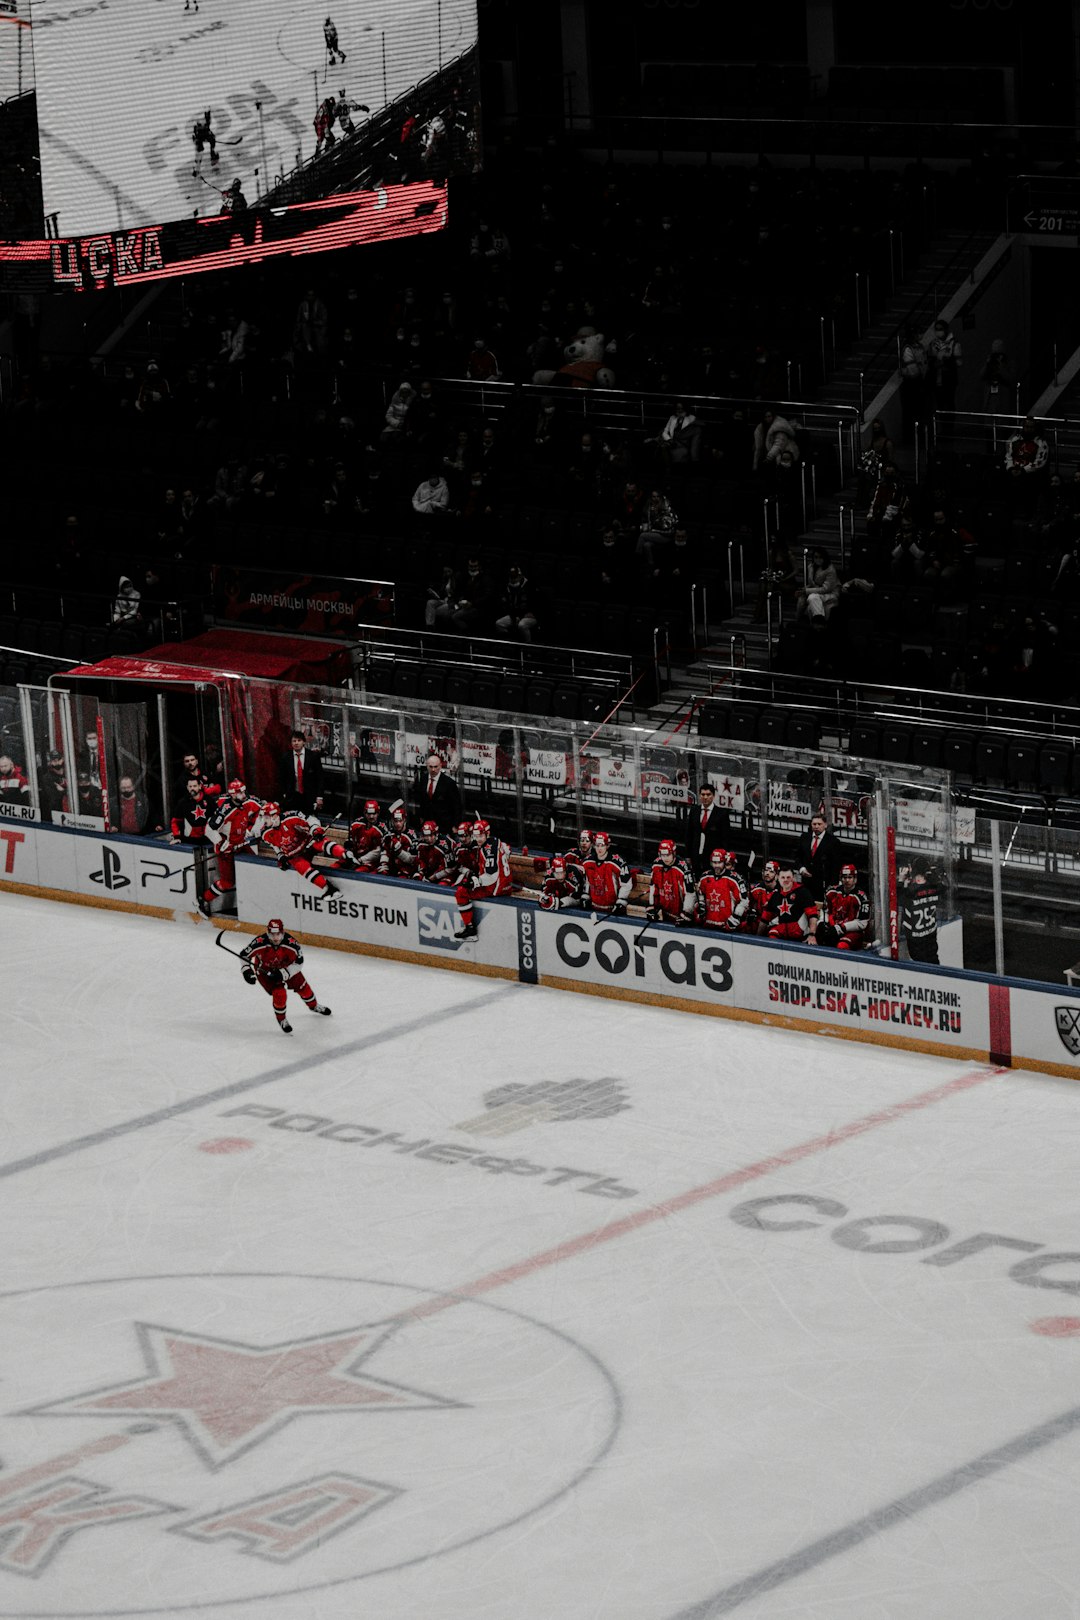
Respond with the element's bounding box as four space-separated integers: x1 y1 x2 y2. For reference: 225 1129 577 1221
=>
417 896 465 951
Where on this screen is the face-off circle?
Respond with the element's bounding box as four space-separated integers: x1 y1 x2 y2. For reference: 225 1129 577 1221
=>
0 1272 620 1616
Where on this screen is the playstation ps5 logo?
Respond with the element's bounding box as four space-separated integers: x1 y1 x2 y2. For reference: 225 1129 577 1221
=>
90 847 130 890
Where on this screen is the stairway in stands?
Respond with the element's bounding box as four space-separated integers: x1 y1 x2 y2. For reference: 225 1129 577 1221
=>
640 226 1002 734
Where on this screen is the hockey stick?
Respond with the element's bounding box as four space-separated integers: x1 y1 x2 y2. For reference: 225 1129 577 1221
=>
634 911 661 945
214 930 247 960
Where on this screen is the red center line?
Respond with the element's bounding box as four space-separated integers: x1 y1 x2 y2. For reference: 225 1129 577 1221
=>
402 1064 1006 1323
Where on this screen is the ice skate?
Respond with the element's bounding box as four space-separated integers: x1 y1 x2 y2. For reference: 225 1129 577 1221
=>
277 1018 292 1034
455 922 478 941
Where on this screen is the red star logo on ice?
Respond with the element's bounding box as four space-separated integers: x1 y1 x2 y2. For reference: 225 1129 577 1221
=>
25 1323 463 1470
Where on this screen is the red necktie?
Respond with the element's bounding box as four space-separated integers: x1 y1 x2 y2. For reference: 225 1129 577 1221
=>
296 757 303 794
428 779 435 798
812 836 819 856
701 811 708 831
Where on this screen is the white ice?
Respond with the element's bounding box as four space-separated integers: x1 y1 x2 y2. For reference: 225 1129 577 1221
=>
30 0 477 235
3 887 1080 1618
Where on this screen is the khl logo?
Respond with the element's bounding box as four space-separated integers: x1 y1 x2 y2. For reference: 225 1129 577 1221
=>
90 846 130 890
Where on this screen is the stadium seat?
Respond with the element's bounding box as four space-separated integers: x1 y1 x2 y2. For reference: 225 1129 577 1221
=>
848 721 881 759
698 702 732 741
444 672 471 707
419 668 446 704
785 713 819 751
755 710 788 749
390 662 420 701
881 723 913 764
1038 741 1072 792
728 705 761 744
975 733 1007 784
1006 739 1039 788
911 730 945 770
943 731 976 779
467 674 498 710
550 683 582 721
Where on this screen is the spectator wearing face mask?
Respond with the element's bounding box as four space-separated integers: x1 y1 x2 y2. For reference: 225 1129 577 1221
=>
114 775 150 836
411 470 450 518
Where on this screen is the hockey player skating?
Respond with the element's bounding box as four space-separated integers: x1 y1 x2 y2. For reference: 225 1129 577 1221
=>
335 93 369 139
260 802 352 896
324 16 346 65
314 94 338 154
192 110 218 165
203 780 263 912
454 819 512 940
646 839 695 924
239 919 331 1034
582 832 631 917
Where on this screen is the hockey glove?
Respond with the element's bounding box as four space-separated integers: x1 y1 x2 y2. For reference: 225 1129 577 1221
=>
277 855 292 871
646 906 662 922
539 892 559 911
261 968 284 988
242 966 257 985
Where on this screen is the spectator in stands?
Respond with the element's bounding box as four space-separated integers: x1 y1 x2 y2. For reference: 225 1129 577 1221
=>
416 750 462 832
0 754 30 806
636 488 678 565
410 380 442 454
294 288 329 358
465 337 500 381
495 564 538 641
280 729 324 815
754 541 799 622
135 360 170 417
76 769 103 819
1005 417 1050 517
594 527 631 600
980 337 1011 412
797 811 843 899
929 319 962 415
899 328 929 442
752 409 798 472
612 479 646 537
412 470 450 518
114 775 150 836
795 548 841 628
445 555 493 634
112 575 142 626
39 751 68 819
426 564 459 627
654 526 696 600
867 462 908 552
533 395 561 459
655 401 702 467
380 381 416 444
919 508 970 594
858 418 896 505
457 470 497 533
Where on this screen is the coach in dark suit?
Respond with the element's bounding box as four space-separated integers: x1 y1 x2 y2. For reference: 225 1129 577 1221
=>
687 781 732 876
796 811 843 898
415 751 462 833
279 730 325 815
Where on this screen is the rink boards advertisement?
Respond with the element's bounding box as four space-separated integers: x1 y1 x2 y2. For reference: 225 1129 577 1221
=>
236 855 523 977
3 819 1079 1077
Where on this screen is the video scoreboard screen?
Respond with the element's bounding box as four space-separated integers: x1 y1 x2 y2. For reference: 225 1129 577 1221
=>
0 0 478 288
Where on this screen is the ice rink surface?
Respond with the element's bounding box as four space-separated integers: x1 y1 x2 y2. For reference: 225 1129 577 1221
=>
4 888 1080 1618
30 0 477 234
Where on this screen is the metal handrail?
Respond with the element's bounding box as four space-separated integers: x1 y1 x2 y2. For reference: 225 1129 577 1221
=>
697 662 1080 743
